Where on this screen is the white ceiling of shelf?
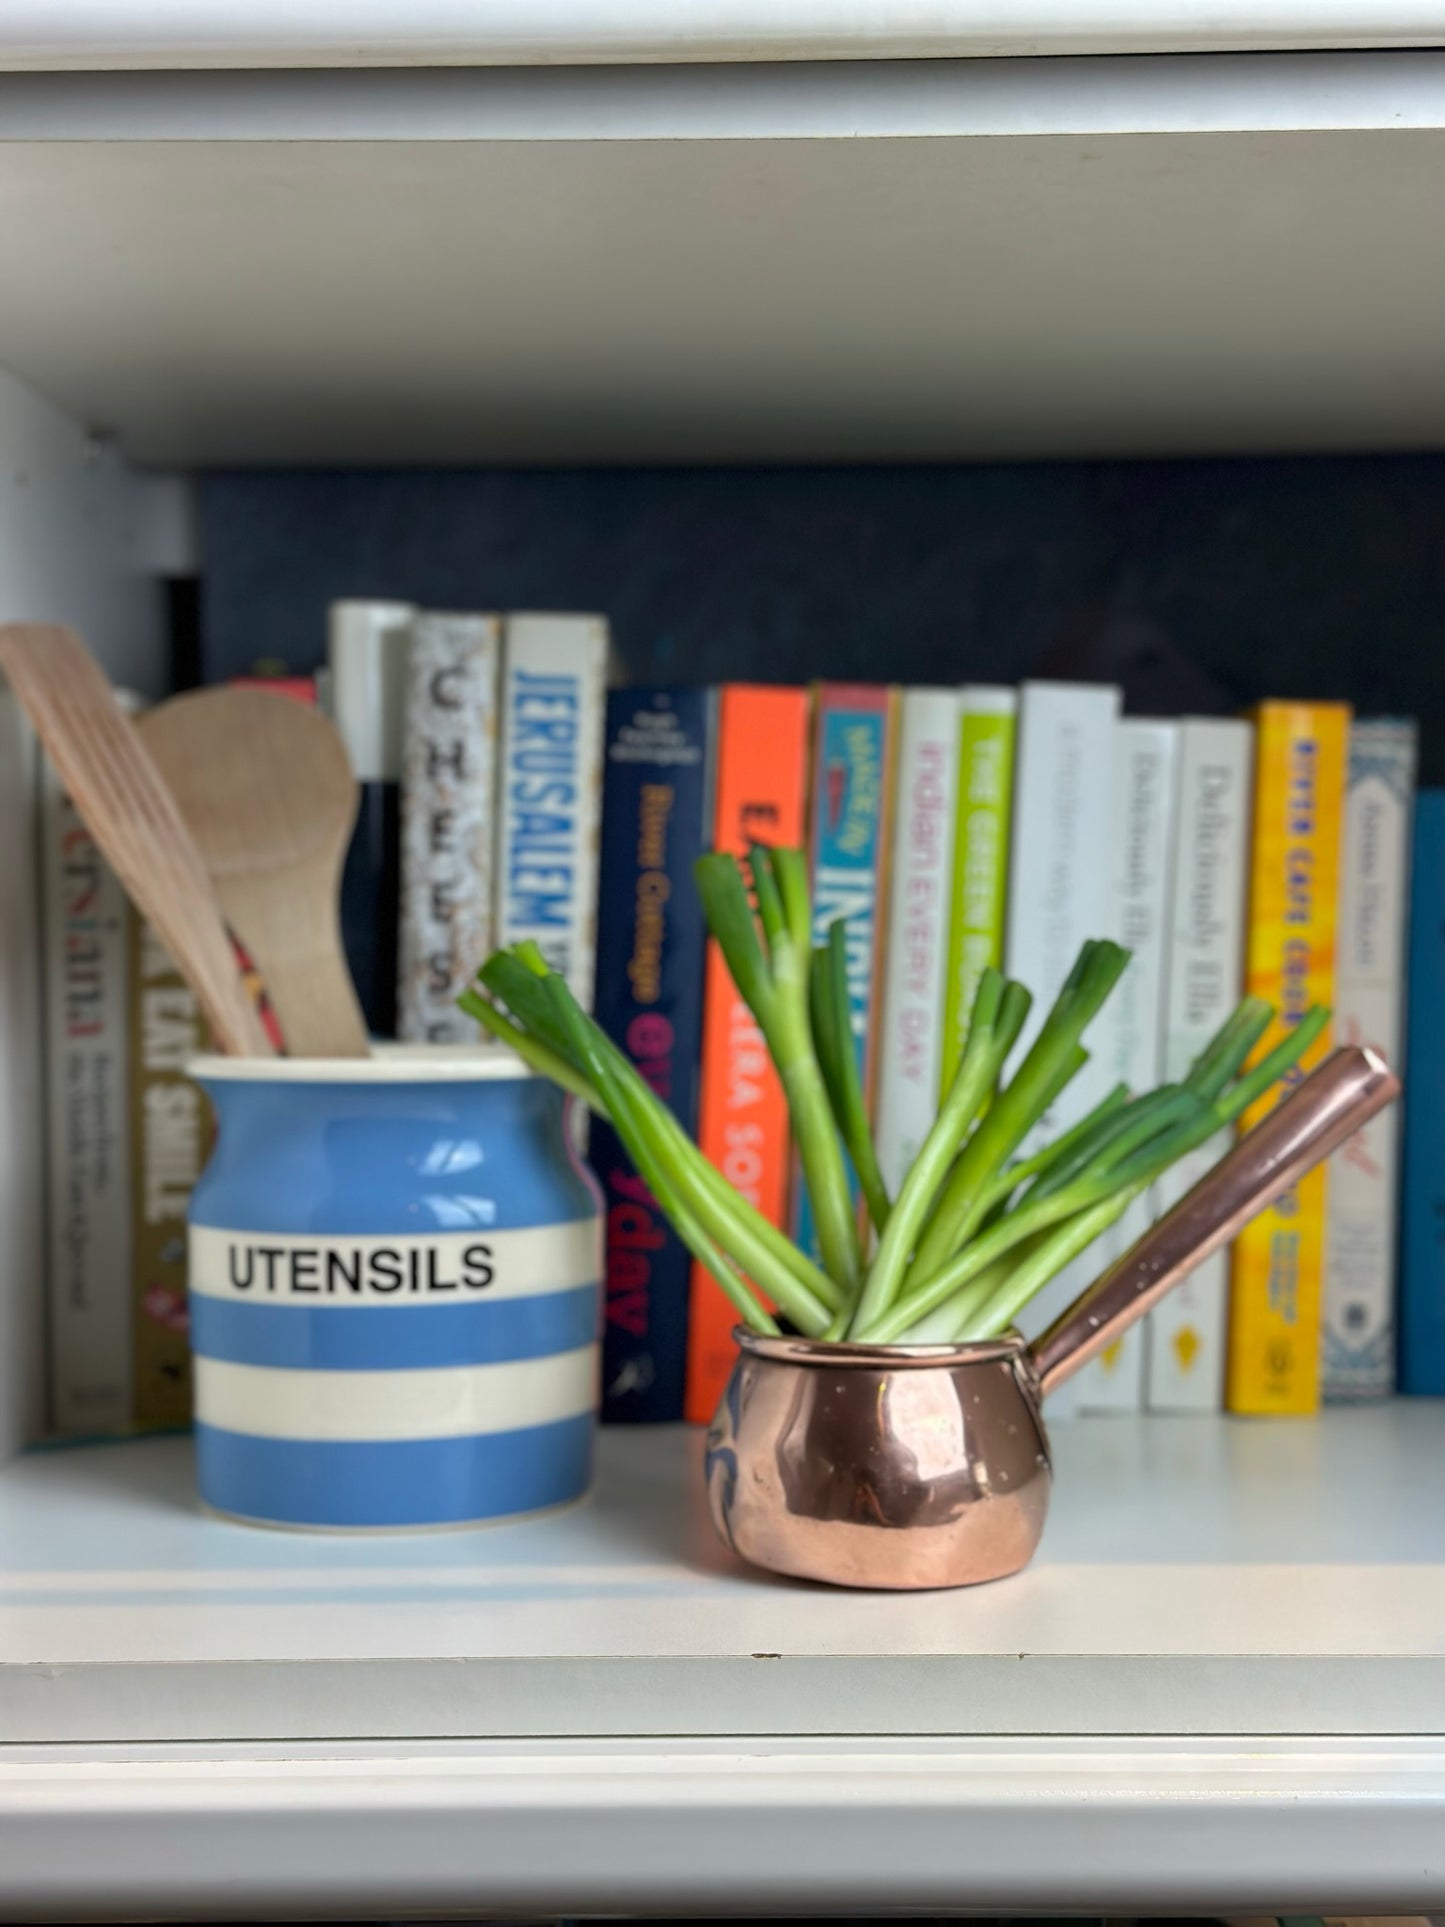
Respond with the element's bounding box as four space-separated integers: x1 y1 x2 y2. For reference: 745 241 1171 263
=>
0 55 1442 466
2 0 1444 68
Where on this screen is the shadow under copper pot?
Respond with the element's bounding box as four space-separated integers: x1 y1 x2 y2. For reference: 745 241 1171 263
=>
706 1332 1050 1590
705 1045 1400 1591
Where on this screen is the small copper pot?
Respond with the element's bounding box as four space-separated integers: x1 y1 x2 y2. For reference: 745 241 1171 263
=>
705 1046 1398 1591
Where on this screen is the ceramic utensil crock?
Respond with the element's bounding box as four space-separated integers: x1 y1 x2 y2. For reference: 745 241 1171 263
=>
188 1047 602 1528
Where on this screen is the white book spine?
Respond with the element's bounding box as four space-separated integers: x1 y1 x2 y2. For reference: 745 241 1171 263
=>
495 613 610 1013
1147 717 1254 1413
328 600 415 785
1003 680 1121 1416
398 612 502 1044
1324 718 1417 1400
40 750 133 1435
874 689 960 1196
1078 719 1179 1414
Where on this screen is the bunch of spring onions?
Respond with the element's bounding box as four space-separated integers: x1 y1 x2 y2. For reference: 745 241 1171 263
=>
459 844 1327 1346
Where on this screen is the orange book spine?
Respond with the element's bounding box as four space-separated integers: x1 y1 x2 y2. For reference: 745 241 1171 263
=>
683 684 811 1424
1226 700 1351 1415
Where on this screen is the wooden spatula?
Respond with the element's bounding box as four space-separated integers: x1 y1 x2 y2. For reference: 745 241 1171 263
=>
0 624 274 1058
139 685 371 1058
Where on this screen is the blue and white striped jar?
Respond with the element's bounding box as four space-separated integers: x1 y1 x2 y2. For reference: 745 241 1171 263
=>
186 1047 602 1529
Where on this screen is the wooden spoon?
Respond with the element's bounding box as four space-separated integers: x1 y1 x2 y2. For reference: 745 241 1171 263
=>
139 685 370 1057
0 624 274 1058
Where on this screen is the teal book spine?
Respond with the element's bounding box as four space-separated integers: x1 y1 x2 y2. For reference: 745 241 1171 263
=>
1401 789 1445 1393
792 685 895 1260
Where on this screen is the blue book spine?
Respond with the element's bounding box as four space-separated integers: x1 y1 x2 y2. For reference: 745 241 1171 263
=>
1401 789 1445 1394
793 688 893 1259
592 688 716 1422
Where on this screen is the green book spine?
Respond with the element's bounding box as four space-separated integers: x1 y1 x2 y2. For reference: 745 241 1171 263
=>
940 687 1017 1094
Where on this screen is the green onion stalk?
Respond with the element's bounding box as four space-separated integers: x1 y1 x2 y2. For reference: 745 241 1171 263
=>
462 845 1329 1347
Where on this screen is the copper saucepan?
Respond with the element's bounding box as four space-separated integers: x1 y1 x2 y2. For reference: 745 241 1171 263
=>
704 1045 1399 1590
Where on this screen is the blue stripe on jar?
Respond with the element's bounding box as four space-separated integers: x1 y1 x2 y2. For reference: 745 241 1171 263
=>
190 1283 599 1372
188 1072 594 1238
195 1413 595 1527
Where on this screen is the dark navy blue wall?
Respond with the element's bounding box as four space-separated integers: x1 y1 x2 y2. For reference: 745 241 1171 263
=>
199 456 1445 776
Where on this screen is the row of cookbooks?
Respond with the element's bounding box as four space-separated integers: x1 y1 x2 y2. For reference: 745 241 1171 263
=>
30 594 1445 1437
582 674 1438 1425
364 599 1440 1428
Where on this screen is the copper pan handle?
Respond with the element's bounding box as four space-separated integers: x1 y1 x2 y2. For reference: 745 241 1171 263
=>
1030 1045 1400 1398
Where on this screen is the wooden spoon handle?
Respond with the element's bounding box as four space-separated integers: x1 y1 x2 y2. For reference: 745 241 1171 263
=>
0 624 274 1057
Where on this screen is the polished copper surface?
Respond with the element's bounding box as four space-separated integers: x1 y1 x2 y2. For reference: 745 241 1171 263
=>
705 1046 1399 1592
705 1332 1050 1590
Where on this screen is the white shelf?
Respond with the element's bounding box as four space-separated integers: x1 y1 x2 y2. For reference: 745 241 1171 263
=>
3 0 1444 71
0 54 1442 464
4 1406 1445 1744
3 1408 1445 1916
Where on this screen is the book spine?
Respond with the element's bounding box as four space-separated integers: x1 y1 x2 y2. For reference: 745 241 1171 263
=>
495 613 610 1014
0 688 46 1449
593 687 716 1422
1324 719 1418 1399
328 600 414 1038
1078 719 1179 1414
128 913 210 1430
397 612 501 1044
874 689 960 1197
1401 791 1445 1395
41 755 133 1435
1226 700 1351 1415
1147 717 1254 1413
1003 680 1121 1415
684 685 810 1424
940 687 1017 1094
792 684 897 1258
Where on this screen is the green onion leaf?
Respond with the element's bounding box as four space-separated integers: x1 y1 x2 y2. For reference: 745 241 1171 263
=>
810 919 891 1237
693 852 774 1018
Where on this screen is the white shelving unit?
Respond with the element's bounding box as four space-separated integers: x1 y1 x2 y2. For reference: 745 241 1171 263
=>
3 1409 1445 1915
0 54 1442 463
2 25 1444 1917
4 0 1445 68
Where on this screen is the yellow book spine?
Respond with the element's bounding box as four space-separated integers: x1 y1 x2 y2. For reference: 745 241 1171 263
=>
1227 701 1351 1415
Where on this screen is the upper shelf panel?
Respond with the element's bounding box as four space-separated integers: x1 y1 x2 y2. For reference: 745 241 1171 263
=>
2 0 1444 69
0 55 1442 466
